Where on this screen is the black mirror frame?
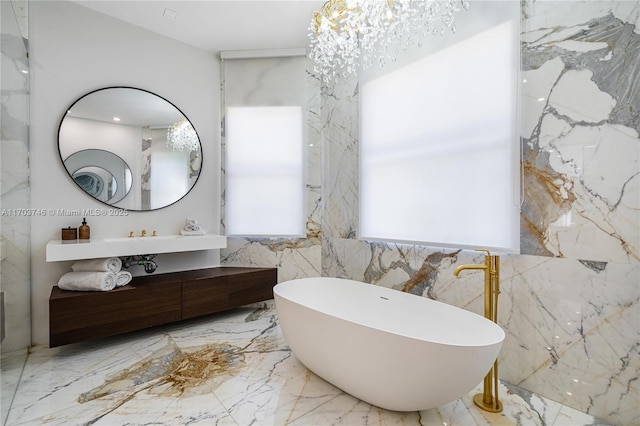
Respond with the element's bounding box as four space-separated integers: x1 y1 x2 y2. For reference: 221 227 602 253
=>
57 86 203 211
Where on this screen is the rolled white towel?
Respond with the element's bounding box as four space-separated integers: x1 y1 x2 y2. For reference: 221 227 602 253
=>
58 271 116 292
115 271 132 287
71 257 122 273
184 218 202 232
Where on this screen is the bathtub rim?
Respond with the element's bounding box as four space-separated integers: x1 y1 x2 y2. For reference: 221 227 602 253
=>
274 276 505 348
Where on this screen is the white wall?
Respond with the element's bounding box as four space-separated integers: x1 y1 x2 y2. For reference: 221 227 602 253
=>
30 1 221 346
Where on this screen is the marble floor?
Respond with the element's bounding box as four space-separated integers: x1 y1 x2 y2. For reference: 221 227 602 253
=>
2 301 610 426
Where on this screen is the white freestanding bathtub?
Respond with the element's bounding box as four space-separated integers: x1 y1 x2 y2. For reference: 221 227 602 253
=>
273 277 505 412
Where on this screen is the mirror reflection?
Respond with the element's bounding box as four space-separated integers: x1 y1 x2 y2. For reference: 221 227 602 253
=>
58 87 202 211
64 149 131 203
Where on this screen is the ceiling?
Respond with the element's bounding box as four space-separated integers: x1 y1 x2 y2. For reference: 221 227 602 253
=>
72 1 325 53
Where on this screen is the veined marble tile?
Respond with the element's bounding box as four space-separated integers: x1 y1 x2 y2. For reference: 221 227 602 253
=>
522 1 639 32
494 256 639 426
4 301 610 426
322 237 637 425
1 0 31 356
215 2 637 426
222 238 321 282
520 1 640 263
1 350 27 424
321 73 360 240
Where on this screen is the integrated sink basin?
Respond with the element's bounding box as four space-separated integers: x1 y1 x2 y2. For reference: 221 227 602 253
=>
46 234 227 262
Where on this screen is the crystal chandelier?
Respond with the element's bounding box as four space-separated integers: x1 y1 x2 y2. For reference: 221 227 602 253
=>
167 119 199 152
309 0 469 82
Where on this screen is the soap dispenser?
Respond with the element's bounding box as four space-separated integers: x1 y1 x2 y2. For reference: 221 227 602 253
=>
79 218 90 242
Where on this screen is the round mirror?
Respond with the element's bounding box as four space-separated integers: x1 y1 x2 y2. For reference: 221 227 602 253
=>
58 87 202 211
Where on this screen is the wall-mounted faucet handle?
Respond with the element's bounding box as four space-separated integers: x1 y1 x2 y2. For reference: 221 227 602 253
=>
128 231 134 238
140 229 147 237
152 230 157 237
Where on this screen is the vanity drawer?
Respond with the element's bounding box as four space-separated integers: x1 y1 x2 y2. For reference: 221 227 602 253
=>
182 268 277 319
49 267 277 347
49 280 181 347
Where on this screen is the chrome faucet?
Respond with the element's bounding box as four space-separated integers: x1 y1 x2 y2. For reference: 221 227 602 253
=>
454 249 503 413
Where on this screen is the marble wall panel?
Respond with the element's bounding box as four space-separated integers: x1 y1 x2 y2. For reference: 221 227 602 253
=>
496 256 639 424
320 75 360 240
322 237 639 425
1 1 31 422
520 1 639 263
319 2 639 424
221 1 639 424
1 0 31 353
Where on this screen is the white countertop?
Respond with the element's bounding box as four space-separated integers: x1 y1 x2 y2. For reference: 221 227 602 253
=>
46 234 227 261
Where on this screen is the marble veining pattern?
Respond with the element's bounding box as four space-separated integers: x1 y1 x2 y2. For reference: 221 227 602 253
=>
318 3 640 420
1 2 31 423
219 2 638 425
520 1 640 262
322 238 639 425
3 302 611 425
320 74 360 241
1 0 31 356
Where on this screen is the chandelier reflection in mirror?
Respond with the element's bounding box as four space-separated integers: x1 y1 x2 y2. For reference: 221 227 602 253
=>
309 0 469 82
167 119 199 152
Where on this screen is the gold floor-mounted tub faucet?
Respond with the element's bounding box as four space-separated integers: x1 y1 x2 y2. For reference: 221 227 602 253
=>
454 249 503 413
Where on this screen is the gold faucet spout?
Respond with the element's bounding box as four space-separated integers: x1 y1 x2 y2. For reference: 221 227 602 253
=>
453 263 487 276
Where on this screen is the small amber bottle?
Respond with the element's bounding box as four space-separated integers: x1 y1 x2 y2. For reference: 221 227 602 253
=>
79 218 90 242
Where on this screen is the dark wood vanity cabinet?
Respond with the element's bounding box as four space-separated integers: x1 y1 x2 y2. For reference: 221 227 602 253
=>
49 267 277 347
181 267 277 319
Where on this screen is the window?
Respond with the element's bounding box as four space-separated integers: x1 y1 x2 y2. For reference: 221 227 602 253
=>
360 5 520 252
222 53 306 237
226 106 303 236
